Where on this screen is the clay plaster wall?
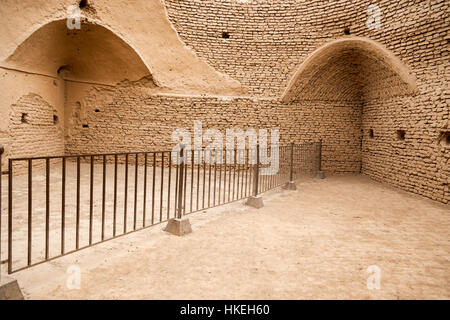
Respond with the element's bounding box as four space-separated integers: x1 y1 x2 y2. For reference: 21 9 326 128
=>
0 0 243 94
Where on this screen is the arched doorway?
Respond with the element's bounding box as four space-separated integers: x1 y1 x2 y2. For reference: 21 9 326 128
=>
5 19 152 84
282 37 417 103
281 37 417 173
2 19 154 160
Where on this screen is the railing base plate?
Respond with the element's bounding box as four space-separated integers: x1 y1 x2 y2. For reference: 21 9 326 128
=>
316 171 325 179
164 218 192 237
283 181 297 190
246 196 264 209
0 277 24 300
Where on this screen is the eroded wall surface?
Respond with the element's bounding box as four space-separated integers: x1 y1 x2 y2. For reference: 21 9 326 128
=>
0 0 448 204
9 93 64 157
0 69 65 162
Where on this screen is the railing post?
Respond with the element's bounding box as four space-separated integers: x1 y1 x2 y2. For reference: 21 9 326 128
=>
0 145 3 282
246 144 264 209
7 158 12 275
316 139 325 179
0 146 23 300
164 144 192 236
318 139 322 172
177 145 185 219
253 144 259 197
283 142 297 190
289 142 294 182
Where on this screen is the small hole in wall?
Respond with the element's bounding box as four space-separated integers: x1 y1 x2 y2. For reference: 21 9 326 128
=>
53 115 59 125
438 131 450 146
53 80 58 87
57 66 66 75
369 129 374 139
79 0 88 8
222 32 230 39
95 109 100 113
396 130 406 141
344 27 351 35
82 124 89 128
21 113 29 124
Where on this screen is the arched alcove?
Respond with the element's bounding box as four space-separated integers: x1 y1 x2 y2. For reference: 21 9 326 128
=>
5 19 153 85
282 37 417 103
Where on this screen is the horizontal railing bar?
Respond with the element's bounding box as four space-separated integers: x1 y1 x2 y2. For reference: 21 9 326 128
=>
7 143 318 162
8 217 172 274
9 152 168 161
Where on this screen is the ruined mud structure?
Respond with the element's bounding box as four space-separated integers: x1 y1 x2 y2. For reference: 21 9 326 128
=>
0 0 448 203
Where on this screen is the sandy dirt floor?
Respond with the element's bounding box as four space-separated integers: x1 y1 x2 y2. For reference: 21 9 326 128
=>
1 160 290 271
1 175 449 299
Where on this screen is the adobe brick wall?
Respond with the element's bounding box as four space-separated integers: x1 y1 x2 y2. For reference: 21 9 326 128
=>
363 95 449 204
164 0 449 203
165 0 368 97
0 0 447 204
9 94 64 158
7 93 64 172
64 84 362 174
164 0 448 97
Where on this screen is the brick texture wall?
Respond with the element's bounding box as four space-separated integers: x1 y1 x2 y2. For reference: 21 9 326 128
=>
7 93 64 172
2 0 448 204
64 84 362 174
164 0 448 97
362 94 449 203
163 0 449 203
9 94 64 159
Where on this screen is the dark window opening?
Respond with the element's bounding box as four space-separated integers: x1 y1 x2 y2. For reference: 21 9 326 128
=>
369 129 374 139
222 32 230 39
53 115 59 125
21 113 29 124
79 0 88 9
344 27 351 35
82 124 89 128
396 130 406 141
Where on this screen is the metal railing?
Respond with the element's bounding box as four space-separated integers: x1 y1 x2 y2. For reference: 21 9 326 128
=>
0 142 321 274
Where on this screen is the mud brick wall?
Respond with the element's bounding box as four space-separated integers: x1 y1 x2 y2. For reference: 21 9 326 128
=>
9 94 64 158
164 0 370 97
1 0 447 204
360 0 449 204
164 0 448 97
363 94 449 204
6 93 64 173
164 0 449 202
64 86 362 174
